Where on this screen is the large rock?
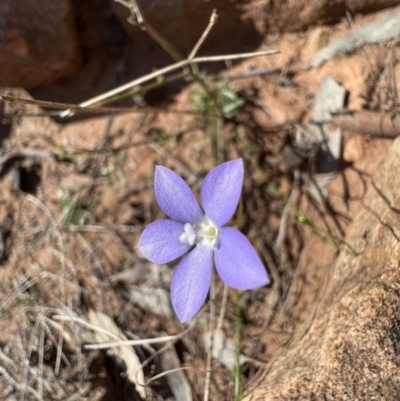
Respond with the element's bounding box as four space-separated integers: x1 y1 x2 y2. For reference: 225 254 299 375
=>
244 138 400 399
244 0 400 33
0 0 81 88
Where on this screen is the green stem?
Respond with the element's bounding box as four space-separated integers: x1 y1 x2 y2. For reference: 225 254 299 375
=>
234 290 243 401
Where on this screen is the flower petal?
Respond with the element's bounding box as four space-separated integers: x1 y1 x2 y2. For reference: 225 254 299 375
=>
171 244 213 322
138 220 191 264
214 227 270 290
155 166 204 224
200 159 244 227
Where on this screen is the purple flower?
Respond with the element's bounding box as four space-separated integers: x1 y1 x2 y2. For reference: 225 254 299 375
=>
138 159 270 322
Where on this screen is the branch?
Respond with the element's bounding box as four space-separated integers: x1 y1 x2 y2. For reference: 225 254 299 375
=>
57 49 278 117
189 9 218 60
0 95 201 115
331 110 400 137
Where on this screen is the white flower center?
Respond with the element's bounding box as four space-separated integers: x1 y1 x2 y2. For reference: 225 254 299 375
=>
179 218 219 247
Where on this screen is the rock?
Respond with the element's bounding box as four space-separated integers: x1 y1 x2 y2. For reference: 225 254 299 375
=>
342 134 364 163
311 7 400 68
244 137 400 399
0 0 82 88
243 0 400 33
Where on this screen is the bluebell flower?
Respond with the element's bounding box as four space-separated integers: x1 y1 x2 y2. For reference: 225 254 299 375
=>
138 159 270 322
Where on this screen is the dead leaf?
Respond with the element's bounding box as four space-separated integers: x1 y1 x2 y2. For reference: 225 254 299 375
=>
87 309 146 400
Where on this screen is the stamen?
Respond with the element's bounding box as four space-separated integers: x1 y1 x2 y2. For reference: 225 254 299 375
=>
179 223 196 245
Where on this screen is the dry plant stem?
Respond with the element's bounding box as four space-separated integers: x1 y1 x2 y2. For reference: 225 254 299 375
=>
134 301 213 377
186 10 225 116
144 367 192 386
58 50 277 117
203 268 216 401
189 9 218 59
331 111 400 137
53 315 121 340
126 2 219 110
118 3 223 121
96 70 188 108
116 0 184 62
43 319 71 367
54 314 178 349
276 169 301 264
0 94 200 115
84 336 179 350
345 10 355 28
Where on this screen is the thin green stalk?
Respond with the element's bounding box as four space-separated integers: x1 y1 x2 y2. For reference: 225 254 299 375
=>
234 290 243 401
296 214 356 255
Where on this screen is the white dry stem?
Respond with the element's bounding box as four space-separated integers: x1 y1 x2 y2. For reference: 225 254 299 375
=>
189 9 218 60
128 315 199 384
87 310 146 398
84 335 179 350
0 94 200 116
144 367 192 386
53 315 120 340
0 49 279 119
53 314 179 349
43 318 71 367
58 50 277 117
